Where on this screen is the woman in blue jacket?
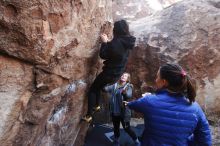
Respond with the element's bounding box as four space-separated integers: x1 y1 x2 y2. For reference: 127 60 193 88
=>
126 63 212 146
104 72 140 146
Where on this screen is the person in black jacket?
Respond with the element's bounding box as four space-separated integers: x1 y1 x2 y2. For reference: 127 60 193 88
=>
82 20 136 122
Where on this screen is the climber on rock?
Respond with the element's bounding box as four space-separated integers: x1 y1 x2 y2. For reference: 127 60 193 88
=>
82 19 136 122
103 72 140 146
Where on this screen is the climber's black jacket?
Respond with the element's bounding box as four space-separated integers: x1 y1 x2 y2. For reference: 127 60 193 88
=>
99 35 136 76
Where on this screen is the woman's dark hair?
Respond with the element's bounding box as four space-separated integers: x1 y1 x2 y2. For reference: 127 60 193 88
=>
113 19 130 37
159 63 196 103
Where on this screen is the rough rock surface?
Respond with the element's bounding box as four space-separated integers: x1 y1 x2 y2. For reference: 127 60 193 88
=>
1 0 220 145
0 0 112 146
127 0 220 127
123 1 220 145
0 55 33 138
112 0 181 22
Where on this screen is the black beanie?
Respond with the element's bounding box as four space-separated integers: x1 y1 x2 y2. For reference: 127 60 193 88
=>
113 20 130 37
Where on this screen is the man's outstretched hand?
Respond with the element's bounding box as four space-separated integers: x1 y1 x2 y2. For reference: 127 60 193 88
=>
123 101 129 106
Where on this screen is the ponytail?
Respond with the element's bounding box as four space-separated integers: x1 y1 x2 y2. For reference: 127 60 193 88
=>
186 75 196 104
160 63 197 104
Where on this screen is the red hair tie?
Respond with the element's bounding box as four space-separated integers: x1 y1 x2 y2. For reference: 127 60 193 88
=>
181 70 186 77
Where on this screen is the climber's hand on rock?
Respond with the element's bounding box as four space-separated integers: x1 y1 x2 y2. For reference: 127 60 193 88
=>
100 34 108 43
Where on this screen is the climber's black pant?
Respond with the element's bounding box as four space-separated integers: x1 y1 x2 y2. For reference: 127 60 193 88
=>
87 71 119 115
112 115 137 141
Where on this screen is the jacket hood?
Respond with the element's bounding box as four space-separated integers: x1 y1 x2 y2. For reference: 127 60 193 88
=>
118 35 136 50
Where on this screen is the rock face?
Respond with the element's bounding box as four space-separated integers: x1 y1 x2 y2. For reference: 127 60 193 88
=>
112 0 181 22
0 0 112 146
0 55 33 140
127 0 220 117
1 0 220 145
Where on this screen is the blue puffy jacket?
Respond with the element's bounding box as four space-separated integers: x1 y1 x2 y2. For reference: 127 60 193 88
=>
128 90 212 146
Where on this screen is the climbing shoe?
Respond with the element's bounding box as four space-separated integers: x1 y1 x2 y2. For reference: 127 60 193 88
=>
93 105 101 112
81 115 92 123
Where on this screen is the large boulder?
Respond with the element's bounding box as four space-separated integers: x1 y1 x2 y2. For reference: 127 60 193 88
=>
127 0 220 117
113 0 182 22
0 0 112 145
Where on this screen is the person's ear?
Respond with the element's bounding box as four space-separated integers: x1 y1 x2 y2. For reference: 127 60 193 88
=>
163 79 169 87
